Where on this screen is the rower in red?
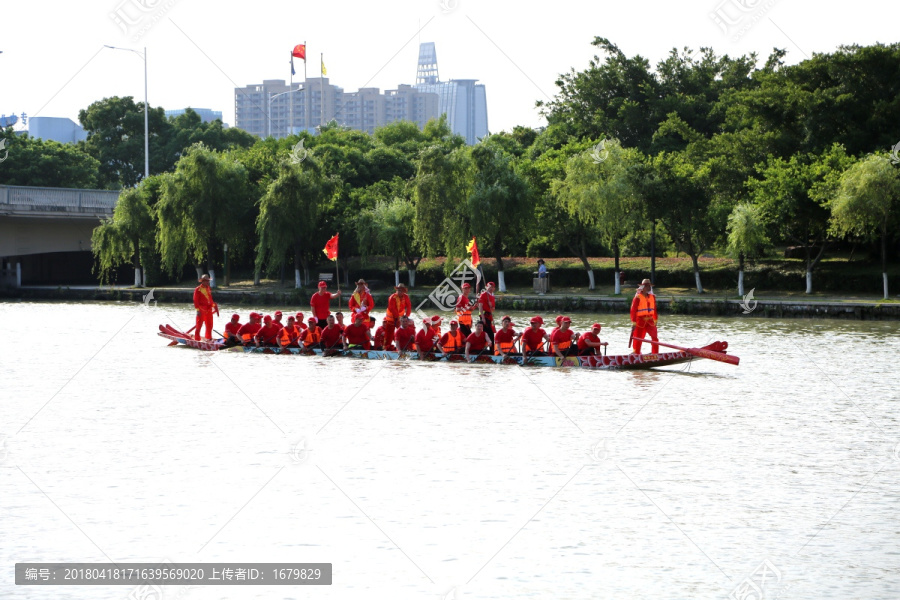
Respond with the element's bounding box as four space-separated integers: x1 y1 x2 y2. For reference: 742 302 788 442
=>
464 321 491 362
255 315 282 347
521 316 550 356
223 313 242 345
343 313 372 350
493 315 521 358
310 281 341 329
630 278 659 353
577 323 608 356
550 316 577 358
237 312 262 345
371 317 386 350
320 314 344 351
193 273 218 340
394 315 417 353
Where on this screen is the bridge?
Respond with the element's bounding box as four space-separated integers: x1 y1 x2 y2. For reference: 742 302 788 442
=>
0 185 120 286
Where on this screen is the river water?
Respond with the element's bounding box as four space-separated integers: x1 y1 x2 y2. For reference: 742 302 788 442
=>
1 300 898 600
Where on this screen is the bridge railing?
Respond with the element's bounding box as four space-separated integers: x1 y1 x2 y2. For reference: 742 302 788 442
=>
0 185 119 214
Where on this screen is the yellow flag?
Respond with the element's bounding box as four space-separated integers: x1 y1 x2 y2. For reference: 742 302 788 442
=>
321 60 327 76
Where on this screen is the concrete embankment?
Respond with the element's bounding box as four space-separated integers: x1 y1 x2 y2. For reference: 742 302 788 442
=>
3 286 899 320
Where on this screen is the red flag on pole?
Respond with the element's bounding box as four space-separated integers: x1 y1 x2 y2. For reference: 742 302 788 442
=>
292 44 307 60
323 234 339 261
466 237 480 267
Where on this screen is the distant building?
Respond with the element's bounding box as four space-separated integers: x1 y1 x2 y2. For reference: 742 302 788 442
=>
165 108 225 124
28 117 87 144
234 78 438 138
413 43 489 145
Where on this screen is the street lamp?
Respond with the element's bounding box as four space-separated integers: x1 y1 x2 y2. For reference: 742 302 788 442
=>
268 87 304 139
104 45 149 180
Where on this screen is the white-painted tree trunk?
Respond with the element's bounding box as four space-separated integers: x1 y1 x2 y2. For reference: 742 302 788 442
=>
884 272 889 300
394 270 400 287
254 270 260 286
497 270 506 292
805 271 813 294
694 270 703 294
295 268 302 289
134 267 142 287
587 269 595 290
16 261 21 287
209 269 216 288
408 269 416 288
195 266 203 280
738 270 744 297
142 268 147 287
613 271 621 295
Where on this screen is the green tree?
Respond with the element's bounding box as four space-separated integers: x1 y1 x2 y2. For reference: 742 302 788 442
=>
414 144 473 265
91 186 154 286
156 143 252 285
256 156 335 288
830 154 900 299
0 128 100 188
726 202 769 296
357 185 422 286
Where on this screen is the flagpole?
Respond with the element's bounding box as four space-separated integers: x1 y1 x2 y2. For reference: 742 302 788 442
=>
289 53 293 139
304 40 308 135
320 52 325 128
335 256 340 293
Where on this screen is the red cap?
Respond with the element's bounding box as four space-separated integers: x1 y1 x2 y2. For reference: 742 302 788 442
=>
431 315 442 323
354 313 365 321
591 323 602 330
450 320 459 325
318 281 327 288
462 283 471 289
264 315 273 323
308 317 317 324
231 313 240 321
555 315 564 325
295 312 303 320
287 316 295 322
501 315 514 325
249 312 259 319
561 316 572 324
274 310 283 316
487 281 495 287
530 316 543 324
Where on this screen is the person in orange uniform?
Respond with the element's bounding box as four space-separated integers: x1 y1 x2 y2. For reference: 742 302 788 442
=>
550 316 576 358
320 314 344 351
348 279 375 327
193 274 218 340
415 318 443 360
302 317 321 350
577 323 608 356
278 316 303 347
343 313 372 350
272 310 285 332
255 315 282 346
371 317 386 350
630 278 659 353
521 316 550 356
223 313 242 346
394 315 417 353
237 312 262 345
464 321 491 362
455 283 475 337
493 316 521 358
310 281 342 329
477 281 497 344
384 283 412 350
440 320 465 355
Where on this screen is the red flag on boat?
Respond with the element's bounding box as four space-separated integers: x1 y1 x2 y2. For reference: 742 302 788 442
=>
466 236 480 268
323 234 339 261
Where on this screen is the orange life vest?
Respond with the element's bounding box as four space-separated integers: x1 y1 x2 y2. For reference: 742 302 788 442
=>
303 326 321 348
635 293 657 323
442 330 464 353
279 325 301 347
456 296 473 326
494 331 517 355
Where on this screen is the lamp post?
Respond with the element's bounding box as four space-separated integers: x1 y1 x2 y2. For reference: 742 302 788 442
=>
104 45 149 180
268 87 304 139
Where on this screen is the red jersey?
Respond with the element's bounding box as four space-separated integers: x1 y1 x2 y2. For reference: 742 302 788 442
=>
394 325 416 351
320 325 343 348
415 327 437 352
477 291 495 313
550 328 575 350
494 328 517 353
577 331 601 352
237 322 261 338
343 323 371 349
373 326 386 350
256 323 281 345
521 328 547 352
225 321 242 336
272 320 284 332
465 331 489 352
193 285 215 312
310 291 337 320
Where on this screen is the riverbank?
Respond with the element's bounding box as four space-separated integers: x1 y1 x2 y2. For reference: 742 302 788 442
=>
4 284 899 320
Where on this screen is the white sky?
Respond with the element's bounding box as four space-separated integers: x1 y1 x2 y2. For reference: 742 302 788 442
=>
3 0 899 136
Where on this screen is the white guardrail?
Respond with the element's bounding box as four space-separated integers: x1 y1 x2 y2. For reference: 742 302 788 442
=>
0 185 119 213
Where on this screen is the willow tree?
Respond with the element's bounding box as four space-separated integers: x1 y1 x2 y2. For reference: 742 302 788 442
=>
91 186 154 286
726 202 769 296
256 157 334 288
830 154 900 299
468 142 530 292
358 195 421 287
156 143 252 286
413 144 473 268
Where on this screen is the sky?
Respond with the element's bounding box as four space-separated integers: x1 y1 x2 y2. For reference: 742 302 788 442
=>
2 0 900 136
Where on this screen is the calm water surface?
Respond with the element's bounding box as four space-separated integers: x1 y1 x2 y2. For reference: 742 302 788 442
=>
1 300 898 600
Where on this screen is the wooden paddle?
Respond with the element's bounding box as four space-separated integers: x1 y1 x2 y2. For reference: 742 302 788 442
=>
630 337 740 366
164 324 196 346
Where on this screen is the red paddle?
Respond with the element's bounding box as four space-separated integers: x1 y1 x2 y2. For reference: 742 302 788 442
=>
630 337 740 366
